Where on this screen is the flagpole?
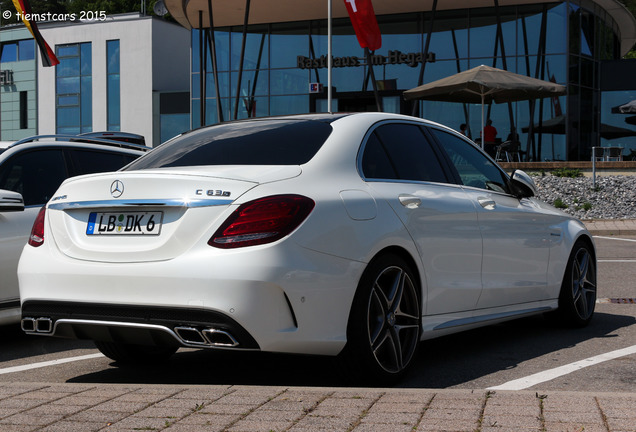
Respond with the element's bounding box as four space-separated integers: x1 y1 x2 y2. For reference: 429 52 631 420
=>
327 0 332 114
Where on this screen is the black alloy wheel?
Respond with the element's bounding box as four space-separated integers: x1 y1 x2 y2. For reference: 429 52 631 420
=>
558 240 597 327
343 254 421 383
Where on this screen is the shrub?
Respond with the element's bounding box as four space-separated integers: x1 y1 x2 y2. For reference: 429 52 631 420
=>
551 168 582 178
574 201 592 211
553 198 568 209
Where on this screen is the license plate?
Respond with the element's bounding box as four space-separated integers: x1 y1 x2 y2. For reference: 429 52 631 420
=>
86 212 163 235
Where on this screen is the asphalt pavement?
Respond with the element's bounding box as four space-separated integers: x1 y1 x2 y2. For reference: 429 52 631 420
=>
0 219 634 432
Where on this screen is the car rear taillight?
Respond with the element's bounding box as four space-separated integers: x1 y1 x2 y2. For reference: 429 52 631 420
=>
28 207 46 247
209 195 315 249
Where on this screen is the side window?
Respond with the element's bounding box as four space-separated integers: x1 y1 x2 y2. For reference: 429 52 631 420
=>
361 133 398 180
431 129 510 194
361 123 448 183
0 150 68 206
68 149 138 176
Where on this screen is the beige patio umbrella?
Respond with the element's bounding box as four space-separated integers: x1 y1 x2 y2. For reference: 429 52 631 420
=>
403 65 566 148
521 115 636 140
611 100 636 127
612 100 636 114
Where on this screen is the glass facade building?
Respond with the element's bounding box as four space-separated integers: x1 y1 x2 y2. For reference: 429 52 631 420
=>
190 1 635 161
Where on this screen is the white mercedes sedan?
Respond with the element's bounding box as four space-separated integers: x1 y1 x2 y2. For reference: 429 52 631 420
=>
18 113 596 383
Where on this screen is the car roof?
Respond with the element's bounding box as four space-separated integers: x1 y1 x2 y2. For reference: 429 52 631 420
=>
172 112 451 142
6 134 150 153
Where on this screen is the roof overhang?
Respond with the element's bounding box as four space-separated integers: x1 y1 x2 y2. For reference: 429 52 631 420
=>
165 0 636 56
594 0 636 56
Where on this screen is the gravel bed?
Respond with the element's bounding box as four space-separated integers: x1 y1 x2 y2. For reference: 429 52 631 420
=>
531 174 636 220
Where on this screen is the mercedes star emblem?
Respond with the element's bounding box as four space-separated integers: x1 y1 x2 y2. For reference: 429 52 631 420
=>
110 180 124 198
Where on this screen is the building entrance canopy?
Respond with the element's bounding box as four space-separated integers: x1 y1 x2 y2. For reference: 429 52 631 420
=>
164 0 636 55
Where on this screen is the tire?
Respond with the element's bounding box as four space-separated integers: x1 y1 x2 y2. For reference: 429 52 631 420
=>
556 240 597 327
342 254 421 384
95 341 177 365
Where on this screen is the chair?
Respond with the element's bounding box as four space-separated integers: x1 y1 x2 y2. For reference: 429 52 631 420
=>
605 147 623 161
591 147 604 162
506 141 523 162
495 140 511 162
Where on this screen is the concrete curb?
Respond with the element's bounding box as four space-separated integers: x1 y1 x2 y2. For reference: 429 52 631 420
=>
583 220 636 236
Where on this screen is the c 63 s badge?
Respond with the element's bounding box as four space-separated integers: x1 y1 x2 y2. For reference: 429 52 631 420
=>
196 189 231 197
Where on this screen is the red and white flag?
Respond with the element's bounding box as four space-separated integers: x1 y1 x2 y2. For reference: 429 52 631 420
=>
343 0 382 51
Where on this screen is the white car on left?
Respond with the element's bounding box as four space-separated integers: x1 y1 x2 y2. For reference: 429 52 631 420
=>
0 134 147 325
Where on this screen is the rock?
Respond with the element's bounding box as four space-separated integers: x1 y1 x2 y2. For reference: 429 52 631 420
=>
531 174 636 220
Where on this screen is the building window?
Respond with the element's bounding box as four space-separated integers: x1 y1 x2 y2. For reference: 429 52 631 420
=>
0 43 17 63
107 40 120 131
20 91 28 129
18 40 35 61
159 92 190 143
0 40 35 63
56 42 92 134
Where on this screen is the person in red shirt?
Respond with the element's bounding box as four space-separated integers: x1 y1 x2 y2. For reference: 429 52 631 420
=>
481 119 498 157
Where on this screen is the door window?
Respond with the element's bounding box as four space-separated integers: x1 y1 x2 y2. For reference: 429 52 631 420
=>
430 129 510 194
68 149 138 176
361 123 448 183
0 150 68 206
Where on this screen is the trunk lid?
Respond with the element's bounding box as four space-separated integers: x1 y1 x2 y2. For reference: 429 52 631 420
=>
47 167 300 262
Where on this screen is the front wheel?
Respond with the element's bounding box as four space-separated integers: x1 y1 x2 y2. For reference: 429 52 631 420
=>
95 341 178 365
556 240 597 327
342 254 421 384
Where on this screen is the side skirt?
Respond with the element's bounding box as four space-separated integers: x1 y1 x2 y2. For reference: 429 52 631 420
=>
420 299 559 341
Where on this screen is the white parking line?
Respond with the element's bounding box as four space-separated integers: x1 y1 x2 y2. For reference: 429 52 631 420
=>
598 259 636 263
487 345 636 391
0 353 103 376
594 236 636 243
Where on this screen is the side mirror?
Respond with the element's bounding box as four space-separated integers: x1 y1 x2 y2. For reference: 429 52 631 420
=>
0 189 25 212
510 170 537 198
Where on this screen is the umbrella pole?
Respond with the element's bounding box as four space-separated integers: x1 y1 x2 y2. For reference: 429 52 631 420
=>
481 94 485 150
365 48 383 112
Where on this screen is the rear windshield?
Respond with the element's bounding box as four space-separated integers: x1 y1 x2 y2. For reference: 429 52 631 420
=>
125 119 333 170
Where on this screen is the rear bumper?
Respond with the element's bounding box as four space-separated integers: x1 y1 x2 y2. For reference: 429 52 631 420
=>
18 240 364 356
21 301 259 349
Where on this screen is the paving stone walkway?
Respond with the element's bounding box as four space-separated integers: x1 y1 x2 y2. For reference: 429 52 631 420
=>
1 383 635 432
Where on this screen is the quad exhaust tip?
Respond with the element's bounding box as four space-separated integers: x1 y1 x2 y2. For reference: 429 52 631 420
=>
175 326 239 347
21 317 53 333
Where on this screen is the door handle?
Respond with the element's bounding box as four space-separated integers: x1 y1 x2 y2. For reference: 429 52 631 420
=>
478 197 496 210
399 194 421 208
